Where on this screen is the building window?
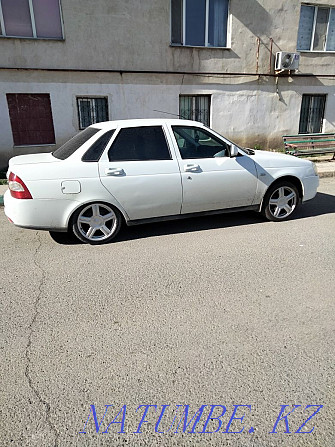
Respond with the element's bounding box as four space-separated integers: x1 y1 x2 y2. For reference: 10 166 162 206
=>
77 97 109 130
297 5 335 51
0 0 63 39
179 95 210 126
6 93 55 146
171 0 229 47
299 94 326 134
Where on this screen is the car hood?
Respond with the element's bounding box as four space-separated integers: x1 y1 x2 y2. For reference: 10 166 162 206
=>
8 153 60 167
248 149 312 168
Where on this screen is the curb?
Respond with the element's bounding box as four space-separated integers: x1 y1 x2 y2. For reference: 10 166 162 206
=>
318 171 335 179
0 172 334 207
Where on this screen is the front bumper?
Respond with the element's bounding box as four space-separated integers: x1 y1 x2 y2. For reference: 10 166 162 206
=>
302 175 319 202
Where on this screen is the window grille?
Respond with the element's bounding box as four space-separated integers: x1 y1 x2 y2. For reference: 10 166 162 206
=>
179 95 210 126
77 97 109 130
299 94 326 134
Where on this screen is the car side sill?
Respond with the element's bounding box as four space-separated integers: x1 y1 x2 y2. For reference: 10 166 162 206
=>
126 205 259 226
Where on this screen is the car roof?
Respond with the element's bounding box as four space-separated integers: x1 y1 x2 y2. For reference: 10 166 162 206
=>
91 118 206 130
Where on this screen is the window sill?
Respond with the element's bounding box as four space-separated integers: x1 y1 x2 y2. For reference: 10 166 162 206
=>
170 43 231 50
14 144 56 148
298 50 335 54
0 35 64 41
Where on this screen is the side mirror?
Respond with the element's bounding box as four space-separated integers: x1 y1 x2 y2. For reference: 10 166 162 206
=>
230 144 239 158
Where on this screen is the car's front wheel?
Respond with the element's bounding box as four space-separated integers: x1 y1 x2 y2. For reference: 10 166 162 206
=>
262 181 300 222
72 202 122 244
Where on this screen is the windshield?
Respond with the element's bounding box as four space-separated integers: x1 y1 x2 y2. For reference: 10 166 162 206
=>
202 125 255 155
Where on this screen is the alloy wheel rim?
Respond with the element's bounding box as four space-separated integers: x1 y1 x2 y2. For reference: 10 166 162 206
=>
269 186 297 219
77 204 117 241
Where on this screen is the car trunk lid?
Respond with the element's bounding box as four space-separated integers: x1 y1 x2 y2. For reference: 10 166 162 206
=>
8 153 60 167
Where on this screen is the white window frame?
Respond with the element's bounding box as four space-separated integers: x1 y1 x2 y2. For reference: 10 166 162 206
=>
172 0 231 48
298 4 335 52
0 0 64 39
0 4 4 35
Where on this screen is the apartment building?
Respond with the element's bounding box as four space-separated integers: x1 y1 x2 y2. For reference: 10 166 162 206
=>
0 0 334 169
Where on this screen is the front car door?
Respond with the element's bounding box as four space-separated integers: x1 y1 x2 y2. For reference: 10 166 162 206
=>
98 125 182 220
169 125 259 214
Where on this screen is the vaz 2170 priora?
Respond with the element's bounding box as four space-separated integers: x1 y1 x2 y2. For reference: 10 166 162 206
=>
4 119 319 244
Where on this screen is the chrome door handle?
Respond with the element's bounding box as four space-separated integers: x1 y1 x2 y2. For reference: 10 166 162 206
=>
184 164 200 172
105 168 125 176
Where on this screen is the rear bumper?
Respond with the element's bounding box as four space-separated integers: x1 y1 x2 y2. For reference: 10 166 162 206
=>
4 190 73 230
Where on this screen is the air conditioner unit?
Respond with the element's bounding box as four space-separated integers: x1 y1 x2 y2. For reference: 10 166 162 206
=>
275 52 300 71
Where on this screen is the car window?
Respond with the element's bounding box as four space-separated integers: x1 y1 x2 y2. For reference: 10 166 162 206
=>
108 126 171 161
53 127 100 160
82 130 115 162
172 126 228 159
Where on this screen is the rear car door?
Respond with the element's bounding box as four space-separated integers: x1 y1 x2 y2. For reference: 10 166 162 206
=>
170 125 258 214
98 125 182 220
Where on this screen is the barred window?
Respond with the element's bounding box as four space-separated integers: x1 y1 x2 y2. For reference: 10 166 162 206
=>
179 95 210 126
77 97 109 130
299 94 326 134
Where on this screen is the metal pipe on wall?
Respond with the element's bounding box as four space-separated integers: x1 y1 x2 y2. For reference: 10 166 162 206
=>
256 37 261 74
269 38 274 74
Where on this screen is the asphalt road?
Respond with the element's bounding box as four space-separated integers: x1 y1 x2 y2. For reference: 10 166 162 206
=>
1 178 334 447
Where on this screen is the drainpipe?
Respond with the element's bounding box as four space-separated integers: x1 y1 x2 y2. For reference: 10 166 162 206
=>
256 37 261 75
269 38 274 74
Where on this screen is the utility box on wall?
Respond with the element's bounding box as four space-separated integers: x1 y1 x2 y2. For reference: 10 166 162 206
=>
275 52 300 71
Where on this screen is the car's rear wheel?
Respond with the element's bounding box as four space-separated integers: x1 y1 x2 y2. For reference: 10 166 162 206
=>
262 181 300 221
72 202 122 244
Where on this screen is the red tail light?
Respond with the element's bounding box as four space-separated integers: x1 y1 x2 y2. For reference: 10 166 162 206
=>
8 172 32 199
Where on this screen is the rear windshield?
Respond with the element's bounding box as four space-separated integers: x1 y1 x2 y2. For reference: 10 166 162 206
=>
52 127 100 160
82 130 115 162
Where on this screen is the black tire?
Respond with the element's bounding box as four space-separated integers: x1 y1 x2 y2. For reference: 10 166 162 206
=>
71 202 122 245
262 181 300 222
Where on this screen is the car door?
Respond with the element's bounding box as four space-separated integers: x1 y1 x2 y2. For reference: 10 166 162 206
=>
170 125 258 214
98 125 182 220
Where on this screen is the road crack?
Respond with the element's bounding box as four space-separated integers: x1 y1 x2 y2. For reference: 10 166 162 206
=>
24 232 59 447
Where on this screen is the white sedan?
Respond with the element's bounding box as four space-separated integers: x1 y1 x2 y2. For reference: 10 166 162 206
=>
4 119 319 244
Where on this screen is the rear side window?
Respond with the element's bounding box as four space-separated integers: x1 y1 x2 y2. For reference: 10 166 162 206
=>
108 126 171 161
53 127 100 160
82 130 115 162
